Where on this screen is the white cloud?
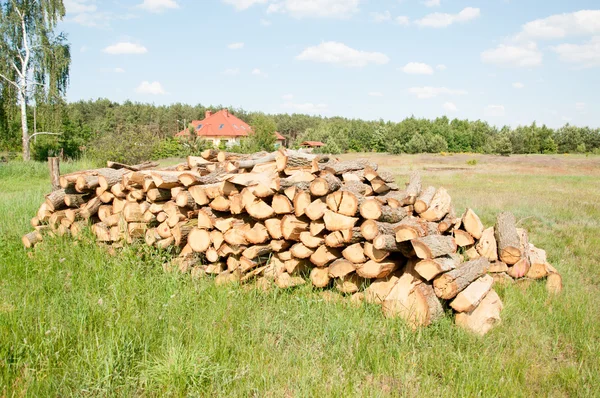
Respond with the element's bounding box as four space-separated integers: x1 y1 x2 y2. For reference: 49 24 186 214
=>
222 0 268 11
436 64 447 71
65 0 96 14
516 10 600 41
282 94 294 100
408 86 468 99
252 68 268 77
396 16 410 26
228 42 245 50
296 41 389 68
512 82 525 89
260 18 271 26
282 102 329 114
223 68 241 76
103 42 148 55
423 0 440 7
443 102 457 112
114 67 125 73
551 36 600 68
137 0 179 13
267 0 360 19
80 45 89 53
485 105 505 117
402 62 434 74
368 92 384 97
415 7 480 28
575 102 586 110
371 11 391 23
136 81 166 95
481 42 542 67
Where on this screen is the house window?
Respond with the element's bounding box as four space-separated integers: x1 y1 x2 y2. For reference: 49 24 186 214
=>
233 124 239 129
241 126 246 130
219 124 225 129
196 124 203 130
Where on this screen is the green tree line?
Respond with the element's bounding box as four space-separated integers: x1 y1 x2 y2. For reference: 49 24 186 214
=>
1 98 599 163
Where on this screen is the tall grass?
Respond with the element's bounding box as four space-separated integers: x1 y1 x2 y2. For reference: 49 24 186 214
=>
1 157 599 396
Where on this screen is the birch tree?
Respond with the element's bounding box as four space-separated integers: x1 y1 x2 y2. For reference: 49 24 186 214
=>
0 0 70 161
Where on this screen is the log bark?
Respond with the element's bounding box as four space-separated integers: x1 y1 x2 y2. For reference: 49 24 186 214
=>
403 171 422 205
414 186 436 214
495 212 522 265
310 174 342 196
394 217 436 242
419 187 451 221
412 235 457 259
433 257 490 299
455 289 503 336
360 220 400 241
22 230 43 248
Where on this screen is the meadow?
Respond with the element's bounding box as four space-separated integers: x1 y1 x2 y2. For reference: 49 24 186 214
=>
1 153 599 396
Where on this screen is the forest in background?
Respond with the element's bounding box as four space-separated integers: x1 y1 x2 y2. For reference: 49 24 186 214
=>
1 98 599 164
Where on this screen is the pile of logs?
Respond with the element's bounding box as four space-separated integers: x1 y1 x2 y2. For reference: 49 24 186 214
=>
23 149 562 335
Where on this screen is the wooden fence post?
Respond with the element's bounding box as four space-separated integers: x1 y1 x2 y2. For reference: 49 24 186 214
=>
48 157 60 191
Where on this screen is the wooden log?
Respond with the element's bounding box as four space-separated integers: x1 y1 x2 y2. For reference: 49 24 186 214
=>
414 186 436 214
363 242 390 263
310 267 331 288
243 244 273 260
546 270 563 294
325 159 377 175
373 234 409 253
420 187 451 222
412 235 457 260
450 275 494 313
476 227 498 261
63 193 88 208
495 212 522 265
272 194 293 214
293 190 311 218
394 217 436 242
342 243 366 264
334 273 366 294
438 207 458 233
365 273 401 304
310 245 340 267
281 215 309 241
310 220 326 236
147 188 171 203
305 198 328 221
246 199 275 220
323 210 358 232
224 227 249 246
455 289 503 336
403 171 422 205
123 202 144 222
290 243 315 259
382 272 443 328
310 174 342 196
433 257 490 299
275 273 306 289
414 254 460 281
188 185 210 206
360 220 400 241
328 259 356 278
326 190 359 217
188 228 211 252
300 231 324 249
454 230 475 247
244 222 269 244
525 245 550 279
80 197 102 220
22 230 43 248
356 260 400 279
462 208 484 240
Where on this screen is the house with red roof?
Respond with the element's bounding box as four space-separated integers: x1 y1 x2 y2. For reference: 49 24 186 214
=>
175 109 286 148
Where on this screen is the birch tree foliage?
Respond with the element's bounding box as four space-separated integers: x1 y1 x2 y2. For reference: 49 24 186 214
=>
0 0 70 160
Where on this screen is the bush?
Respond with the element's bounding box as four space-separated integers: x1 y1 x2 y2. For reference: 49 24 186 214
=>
466 159 478 166
405 134 427 154
87 125 162 164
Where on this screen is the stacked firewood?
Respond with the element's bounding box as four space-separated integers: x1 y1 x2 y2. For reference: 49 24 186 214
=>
24 149 562 335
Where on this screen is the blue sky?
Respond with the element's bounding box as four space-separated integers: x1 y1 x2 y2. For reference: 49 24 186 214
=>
61 0 600 127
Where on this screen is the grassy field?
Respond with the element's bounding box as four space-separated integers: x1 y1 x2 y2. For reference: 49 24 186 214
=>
1 154 599 396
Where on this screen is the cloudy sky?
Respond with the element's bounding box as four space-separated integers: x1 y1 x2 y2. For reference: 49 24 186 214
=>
62 0 599 127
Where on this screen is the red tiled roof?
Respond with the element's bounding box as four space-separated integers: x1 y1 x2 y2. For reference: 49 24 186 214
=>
301 141 325 147
275 132 285 141
175 109 251 138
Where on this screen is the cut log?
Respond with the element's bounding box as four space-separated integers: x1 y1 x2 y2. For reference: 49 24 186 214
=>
310 174 342 196
45 189 70 212
326 190 359 217
365 273 401 304
342 243 366 264
300 231 324 249
272 194 293 214
334 273 366 294
328 259 356 278
210 196 230 212
420 187 451 222
433 257 490 299
64 193 89 208
455 289 503 336
305 198 328 221
414 254 460 281
293 190 311 218
363 242 390 262
525 245 549 279
462 208 484 240
246 199 275 220
360 220 400 241
546 271 563 294
495 212 522 265
323 210 358 231
373 234 410 253
265 218 283 240
22 231 43 248
382 272 443 328
412 235 457 259
245 222 269 244
281 215 309 241
146 188 171 203
414 186 436 214
310 267 331 288
224 228 249 246
356 260 400 279
188 185 210 206
450 275 494 312
80 197 102 220
476 227 498 261
394 217 436 242
243 244 273 260
438 207 458 233
275 273 306 289
310 245 341 267
359 199 381 220
454 230 475 247
188 228 211 252
310 221 326 236
403 171 422 205
290 243 315 259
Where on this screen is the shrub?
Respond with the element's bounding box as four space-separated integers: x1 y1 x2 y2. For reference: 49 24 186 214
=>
466 159 478 166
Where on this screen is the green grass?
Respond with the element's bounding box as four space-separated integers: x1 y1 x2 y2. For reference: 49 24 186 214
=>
1 157 599 396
